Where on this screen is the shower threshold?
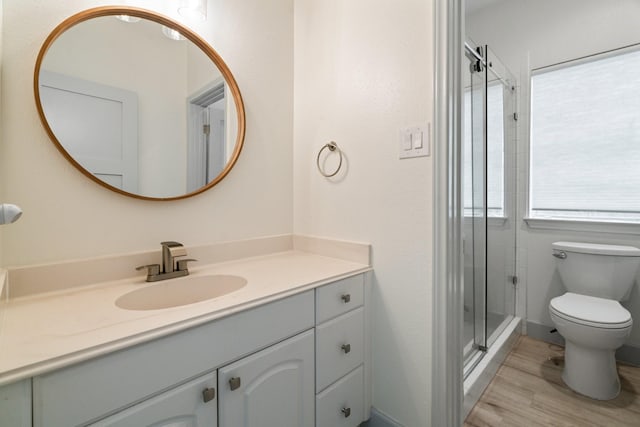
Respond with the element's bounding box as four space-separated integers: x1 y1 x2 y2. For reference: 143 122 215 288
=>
463 316 522 418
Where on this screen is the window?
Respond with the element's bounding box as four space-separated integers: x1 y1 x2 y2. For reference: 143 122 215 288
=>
529 47 640 222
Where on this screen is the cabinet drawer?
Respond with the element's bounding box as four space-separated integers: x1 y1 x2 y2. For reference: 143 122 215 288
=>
316 307 364 392
316 366 364 427
315 275 363 324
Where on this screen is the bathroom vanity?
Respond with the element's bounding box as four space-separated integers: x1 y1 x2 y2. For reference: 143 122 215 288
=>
0 237 371 427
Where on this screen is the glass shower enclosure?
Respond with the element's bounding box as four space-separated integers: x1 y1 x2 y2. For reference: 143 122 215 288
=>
462 41 517 376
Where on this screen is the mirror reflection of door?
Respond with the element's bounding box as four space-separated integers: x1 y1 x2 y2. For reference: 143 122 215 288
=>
187 81 227 192
39 71 139 192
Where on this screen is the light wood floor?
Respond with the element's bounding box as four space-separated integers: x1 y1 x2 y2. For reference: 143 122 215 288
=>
464 336 640 427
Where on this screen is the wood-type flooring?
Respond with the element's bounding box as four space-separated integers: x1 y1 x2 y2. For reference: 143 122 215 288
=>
465 336 640 426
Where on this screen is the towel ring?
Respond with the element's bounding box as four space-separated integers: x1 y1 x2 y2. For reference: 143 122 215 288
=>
316 141 343 178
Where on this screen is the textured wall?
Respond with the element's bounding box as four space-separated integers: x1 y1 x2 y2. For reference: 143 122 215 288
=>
293 0 434 424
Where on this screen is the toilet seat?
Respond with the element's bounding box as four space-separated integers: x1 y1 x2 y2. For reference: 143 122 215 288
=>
550 293 632 329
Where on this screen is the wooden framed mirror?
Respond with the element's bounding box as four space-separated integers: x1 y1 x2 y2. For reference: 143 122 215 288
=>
34 6 246 201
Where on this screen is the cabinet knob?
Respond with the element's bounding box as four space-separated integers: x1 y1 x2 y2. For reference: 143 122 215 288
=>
342 407 351 418
341 343 351 354
202 387 216 403
341 294 351 303
229 376 241 391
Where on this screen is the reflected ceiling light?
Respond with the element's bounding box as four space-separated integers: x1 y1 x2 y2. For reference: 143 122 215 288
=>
178 0 207 21
115 15 141 23
161 25 186 41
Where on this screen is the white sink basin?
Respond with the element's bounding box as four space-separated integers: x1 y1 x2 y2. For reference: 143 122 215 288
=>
116 275 247 310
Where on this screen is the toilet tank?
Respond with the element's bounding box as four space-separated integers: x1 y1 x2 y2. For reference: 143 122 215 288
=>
552 241 640 301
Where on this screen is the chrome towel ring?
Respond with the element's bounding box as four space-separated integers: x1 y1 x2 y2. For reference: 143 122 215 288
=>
316 141 343 178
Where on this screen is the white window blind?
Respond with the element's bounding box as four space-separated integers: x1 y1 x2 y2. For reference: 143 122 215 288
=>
530 47 640 222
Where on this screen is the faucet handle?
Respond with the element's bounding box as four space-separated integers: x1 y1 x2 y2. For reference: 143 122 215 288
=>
177 258 198 272
136 264 161 281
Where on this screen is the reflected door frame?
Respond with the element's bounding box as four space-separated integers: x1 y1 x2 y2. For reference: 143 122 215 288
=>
186 79 227 192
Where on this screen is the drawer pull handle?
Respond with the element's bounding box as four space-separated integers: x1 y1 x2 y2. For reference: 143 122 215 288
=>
342 407 351 418
202 387 216 403
229 377 241 391
341 294 351 303
341 343 351 354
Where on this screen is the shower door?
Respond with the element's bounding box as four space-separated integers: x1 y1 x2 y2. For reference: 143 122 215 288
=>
485 46 517 347
463 42 517 376
463 41 488 372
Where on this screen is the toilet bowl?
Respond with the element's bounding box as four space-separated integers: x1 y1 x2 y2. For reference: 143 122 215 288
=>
549 293 632 400
548 241 640 400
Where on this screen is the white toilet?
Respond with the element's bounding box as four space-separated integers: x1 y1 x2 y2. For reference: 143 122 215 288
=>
549 241 640 400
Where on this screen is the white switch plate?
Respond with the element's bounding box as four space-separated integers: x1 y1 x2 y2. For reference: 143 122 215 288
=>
399 123 430 159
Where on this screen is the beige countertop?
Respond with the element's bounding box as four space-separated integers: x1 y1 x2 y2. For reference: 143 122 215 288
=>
0 248 370 386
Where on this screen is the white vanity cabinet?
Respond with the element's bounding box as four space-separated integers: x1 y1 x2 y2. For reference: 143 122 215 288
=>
32 291 315 427
4 273 369 427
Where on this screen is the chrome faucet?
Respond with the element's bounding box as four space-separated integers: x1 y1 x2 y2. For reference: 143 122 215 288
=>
136 241 197 282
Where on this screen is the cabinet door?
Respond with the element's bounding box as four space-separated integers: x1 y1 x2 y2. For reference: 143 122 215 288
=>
90 372 217 427
218 329 314 427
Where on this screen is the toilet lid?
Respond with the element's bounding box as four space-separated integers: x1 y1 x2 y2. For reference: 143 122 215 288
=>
550 293 632 327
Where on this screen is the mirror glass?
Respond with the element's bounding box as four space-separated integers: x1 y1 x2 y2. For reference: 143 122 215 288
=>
35 8 245 200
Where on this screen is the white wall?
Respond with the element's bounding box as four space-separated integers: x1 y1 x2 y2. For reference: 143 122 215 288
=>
1 0 293 266
467 0 640 347
293 0 433 425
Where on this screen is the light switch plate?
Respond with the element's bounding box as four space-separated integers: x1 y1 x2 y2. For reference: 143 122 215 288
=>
399 123 430 159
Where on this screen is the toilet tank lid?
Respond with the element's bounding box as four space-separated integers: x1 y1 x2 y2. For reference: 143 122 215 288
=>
552 241 640 256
